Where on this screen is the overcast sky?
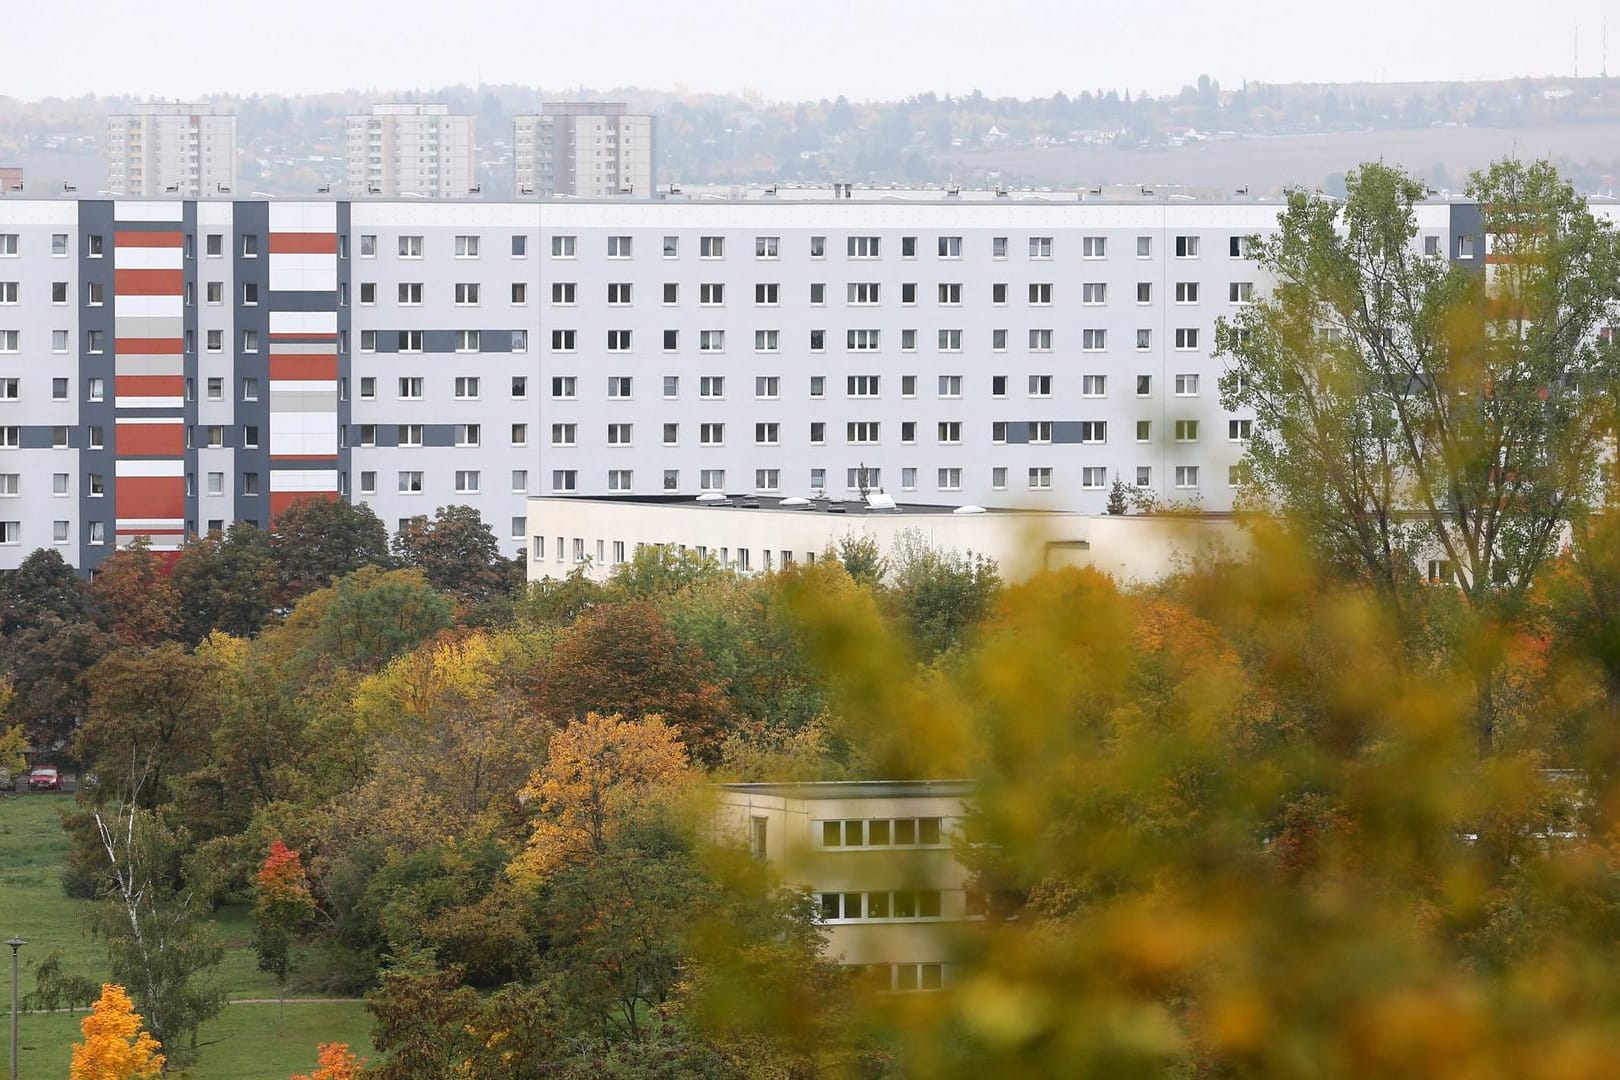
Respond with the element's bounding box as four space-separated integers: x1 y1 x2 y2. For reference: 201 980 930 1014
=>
7 0 1619 102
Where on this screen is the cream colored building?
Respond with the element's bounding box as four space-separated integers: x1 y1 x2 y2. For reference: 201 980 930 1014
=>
717 780 975 990
106 104 237 197
526 494 1247 585
345 104 476 198
513 103 653 197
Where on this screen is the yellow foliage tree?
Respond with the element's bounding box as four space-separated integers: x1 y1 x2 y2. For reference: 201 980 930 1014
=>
69 984 164 1080
514 711 689 878
0 676 25 778
290 1041 364 1080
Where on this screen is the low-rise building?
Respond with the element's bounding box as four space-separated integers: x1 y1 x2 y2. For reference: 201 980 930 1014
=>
526 493 1248 584
716 780 975 991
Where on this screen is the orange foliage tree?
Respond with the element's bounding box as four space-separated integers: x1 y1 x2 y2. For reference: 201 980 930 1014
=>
290 1041 364 1080
513 711 689 877
253 837 316 991
69 983 164 1080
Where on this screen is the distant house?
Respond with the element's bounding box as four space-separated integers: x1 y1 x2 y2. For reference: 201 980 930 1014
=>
716 780 976 991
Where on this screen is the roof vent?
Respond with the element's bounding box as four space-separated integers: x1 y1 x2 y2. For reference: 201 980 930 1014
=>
696 492 726 504
780 496 812 508
952 505 988 515
865 492 898 512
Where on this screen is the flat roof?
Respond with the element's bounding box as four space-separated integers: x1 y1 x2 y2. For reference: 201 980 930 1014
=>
719 780 976 799
531 493 1049 517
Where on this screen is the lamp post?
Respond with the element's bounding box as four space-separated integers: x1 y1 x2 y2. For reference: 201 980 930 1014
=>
5 936 22 1080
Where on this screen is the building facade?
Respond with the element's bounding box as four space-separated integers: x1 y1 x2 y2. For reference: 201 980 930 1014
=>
524 494 1247 583
105 105 237 198
345 105 476 199
0 189 1541 573
716 780 976 990
513 104 653 198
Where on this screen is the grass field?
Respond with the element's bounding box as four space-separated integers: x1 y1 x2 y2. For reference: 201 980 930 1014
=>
0 793 374 1078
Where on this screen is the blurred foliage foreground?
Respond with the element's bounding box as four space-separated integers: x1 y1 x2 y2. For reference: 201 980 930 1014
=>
756 518 1620 1080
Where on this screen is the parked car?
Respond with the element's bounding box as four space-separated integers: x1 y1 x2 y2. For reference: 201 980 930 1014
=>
27 767 62 791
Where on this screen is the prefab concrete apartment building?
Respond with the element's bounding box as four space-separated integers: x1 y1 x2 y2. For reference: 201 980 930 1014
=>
106 105 238 198
0 187 1546 573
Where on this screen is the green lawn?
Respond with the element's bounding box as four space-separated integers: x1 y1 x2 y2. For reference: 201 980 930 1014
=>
0 794 374 1078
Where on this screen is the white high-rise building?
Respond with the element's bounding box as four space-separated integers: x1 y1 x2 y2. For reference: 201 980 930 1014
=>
105 104 237 197
514 103 653 198
345 104 476 199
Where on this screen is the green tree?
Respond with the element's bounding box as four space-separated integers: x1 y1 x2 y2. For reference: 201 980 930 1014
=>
76 644 219 809
87 805 224 1070
281 567 454 675
170 524 278 642
271 497 392 606
0 547 97 633
1217 158 1620 754
887 529 1002 659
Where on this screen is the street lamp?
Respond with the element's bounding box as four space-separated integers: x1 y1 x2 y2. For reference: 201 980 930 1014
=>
5 936 22 1080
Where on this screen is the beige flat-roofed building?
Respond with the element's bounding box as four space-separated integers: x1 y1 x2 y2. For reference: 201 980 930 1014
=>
717 780 975 991
527 494 1247 586
345 104 476 198
106 104 236 197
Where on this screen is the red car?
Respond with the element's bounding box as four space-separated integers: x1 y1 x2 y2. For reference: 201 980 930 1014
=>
27 767 62 791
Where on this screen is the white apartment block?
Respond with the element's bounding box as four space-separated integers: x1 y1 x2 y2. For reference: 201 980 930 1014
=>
524 494 1248 583
345 105 477 199
514 103 653 198
105 105 237 197
2 187 1575 575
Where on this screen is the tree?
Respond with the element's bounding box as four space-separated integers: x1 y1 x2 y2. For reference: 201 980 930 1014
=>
170 524 278 642
272 497 392 605
835 533 887 588
533 601 736 762
77 644 220 808
0 677 23 778
607 543 729 598
280 567 454 676
69 983 164 1080
1217 159 1620 754
0 546 97 633
89 539 181 647
289 1042 364 1080
0 614 110 749
391 504 509 603
887 530 1002 659
253 838 316 998
513 712 688 877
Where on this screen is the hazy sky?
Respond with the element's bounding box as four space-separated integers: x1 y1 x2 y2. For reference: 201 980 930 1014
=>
7 0 1619 102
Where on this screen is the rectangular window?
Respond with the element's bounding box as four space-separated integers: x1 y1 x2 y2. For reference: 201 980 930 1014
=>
848 282 880 305
398 376 423 400
754 329 779 352
1175 374 1200 395
937 421 962 444
607 469 633 492
1082 236 1106 258
399 424 424 446
755 235 780 258
1028 467 1053 489
699 329 725 352
607 422 633 446
398 235 422 258
1082 374 1106 397
398 471 424 493
1029 236 1053 258
1229 282 1255 303
1176 465 1200 489
1029 374 1053 397
699 236 724 258
847 236 880 258
847 329 880 352
700 376 724 399
551 423 577 446
552 470 578 492
700 468 726 491
700 422 725 446
1082 329 1106 351
1029 329 1053 352
1175 235 1200 258
938 374 962 397
1175 419 1200 441
938 329 962 352
1229 419 1252 441
607 329 632 352
846 421 880 444
755 422 779 446
1230 235 1252 258
1175 282 1200 303
1083 467 1107 489
551 329 576 352
551 235 576 257
608 376 633 398
1175 328 1201 350
847 375 880 398
1080 421 1107 443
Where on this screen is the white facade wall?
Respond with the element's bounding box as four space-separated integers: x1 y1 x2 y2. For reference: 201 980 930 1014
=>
0 202 81 563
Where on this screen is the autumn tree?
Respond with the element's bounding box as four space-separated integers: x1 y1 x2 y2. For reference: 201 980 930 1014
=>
253 838 317 998
886 529 1002 659
0 614 109 749
69 983 164 1080
290 1042 364 1080
533 600 735 762
513 711 688 877
89 539 181 647
272 566 453 676
0 677 23 779
271 497 392 606
1217 158 1620 754
77 644 220 808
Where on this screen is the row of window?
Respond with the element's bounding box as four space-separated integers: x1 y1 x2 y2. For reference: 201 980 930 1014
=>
544 372 1215 401
536 280 1255 307
544 233 1256 261
0 374 532 405
548 418 1224 447
543 326 1207 353
543 464 1219 497
819 817 945 848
